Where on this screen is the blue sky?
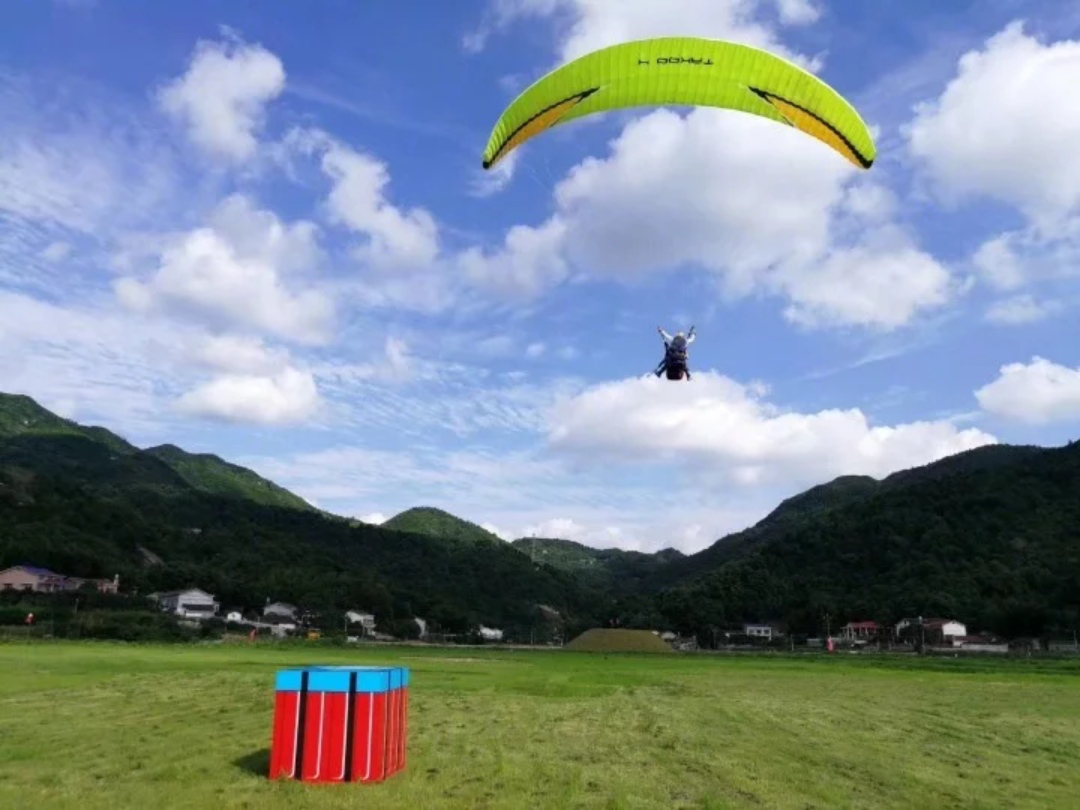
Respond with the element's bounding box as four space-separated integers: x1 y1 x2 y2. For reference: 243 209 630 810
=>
2 0 1080 551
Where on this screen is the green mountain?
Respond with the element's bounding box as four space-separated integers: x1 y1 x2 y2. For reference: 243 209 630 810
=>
382 507 504 546
4 390 1080 644
653 441 1080 640
0 394 313 512
143 444 313 512
0 393 135 453
512 536 683 592
0 393 601 639
653 444 1055 590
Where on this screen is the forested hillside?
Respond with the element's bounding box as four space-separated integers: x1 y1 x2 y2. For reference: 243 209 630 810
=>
3 391 1079 644
653 442 1080 639
0 395 604 640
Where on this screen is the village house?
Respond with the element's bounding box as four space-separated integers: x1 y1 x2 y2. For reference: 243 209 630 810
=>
743 623 773 640
841 620 880 642
263 602 298 622
345 611 376 634
413 617 428 639
478 625 503 642
0 565 119 594
895 617 968 645
156 589 219 619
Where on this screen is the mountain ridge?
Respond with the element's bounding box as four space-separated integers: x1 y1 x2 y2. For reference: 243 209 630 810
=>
3 390 1079 642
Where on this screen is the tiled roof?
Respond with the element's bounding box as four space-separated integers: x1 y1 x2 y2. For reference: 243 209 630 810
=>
9 565 63 577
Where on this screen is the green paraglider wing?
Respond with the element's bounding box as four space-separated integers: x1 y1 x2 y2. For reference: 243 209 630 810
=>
481 36 875 171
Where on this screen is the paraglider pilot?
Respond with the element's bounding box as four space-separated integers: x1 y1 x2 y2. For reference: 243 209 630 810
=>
654 325 695 380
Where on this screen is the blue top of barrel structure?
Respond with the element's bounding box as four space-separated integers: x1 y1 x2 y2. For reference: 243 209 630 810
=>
275 665 410 693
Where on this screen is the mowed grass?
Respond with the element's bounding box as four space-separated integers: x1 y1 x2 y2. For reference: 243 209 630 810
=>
1 642 1079 809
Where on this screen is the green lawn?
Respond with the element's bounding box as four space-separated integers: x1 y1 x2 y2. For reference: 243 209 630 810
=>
1 642 1079 809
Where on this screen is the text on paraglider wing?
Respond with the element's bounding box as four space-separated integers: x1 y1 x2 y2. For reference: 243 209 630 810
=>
637 57 715 66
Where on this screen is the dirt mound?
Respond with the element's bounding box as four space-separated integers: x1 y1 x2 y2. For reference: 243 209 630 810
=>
565 628 673 653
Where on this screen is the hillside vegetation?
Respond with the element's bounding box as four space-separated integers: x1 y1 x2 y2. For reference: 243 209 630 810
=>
0 394 312 512
383 507 504 547
655 441 1080 639
0 394 602 640
3 391 1080 644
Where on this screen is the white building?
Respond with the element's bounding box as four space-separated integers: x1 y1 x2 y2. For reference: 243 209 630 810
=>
895 617 968 644
345 611 376 633
414 617 427 638
157 589 219 619
225 610 244 623
263 602 298 621
743 623 773 640
479 625 503 642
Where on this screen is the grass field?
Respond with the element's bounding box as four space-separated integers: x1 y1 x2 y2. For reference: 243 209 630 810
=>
1 641 1079 809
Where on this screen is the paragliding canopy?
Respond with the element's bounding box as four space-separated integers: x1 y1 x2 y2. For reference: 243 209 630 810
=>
481 36 876 171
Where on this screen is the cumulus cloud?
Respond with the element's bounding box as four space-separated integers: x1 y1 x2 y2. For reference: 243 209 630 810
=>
157 31 285 163
548 373 997 487
465 106 951 329
902 22 1080 301
114 193 334 344
466 0 815 67
970 222 1080 293
974 356 1080 424
458 217 569 300
907 21 1080 229
176 366 321 425
319 139 440 270
778 226 954 330
358 512 388 525
185 333 292 375
773 0 820 26
275 128 459 311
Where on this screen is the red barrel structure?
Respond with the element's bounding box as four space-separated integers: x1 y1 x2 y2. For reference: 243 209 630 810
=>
269 665 409 783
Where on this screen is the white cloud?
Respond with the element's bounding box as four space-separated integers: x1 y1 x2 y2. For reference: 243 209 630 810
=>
467 0 814 67
972 233 1026 291
970 221 1080 293
383 336 413 380
521 516 627 548
359 512 388 525
779 226 955 330
0 74 179 236
176 366 321 425
469 150 519 198
319 139 440 270
459 217 569 299
0 290 196 440
974 356 1080 424
548 372 997 487
40 241 71 262
185 333 291 375
526 341 546 358
114 193 334 344
907 21 1080 230
842 182 897 224
984 294 1060 325
157 32 285 163
466 106 951 329
773 0 820 26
